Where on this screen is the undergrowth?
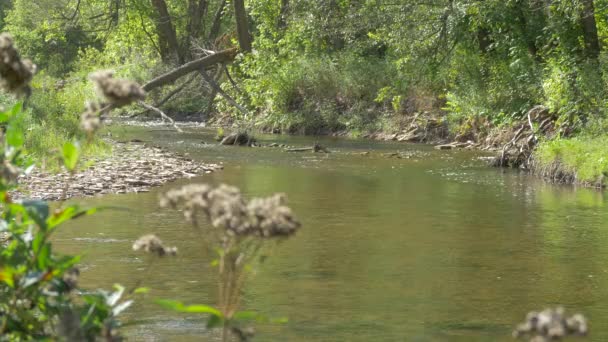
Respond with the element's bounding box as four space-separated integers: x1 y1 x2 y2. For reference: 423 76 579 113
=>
534 136 608 186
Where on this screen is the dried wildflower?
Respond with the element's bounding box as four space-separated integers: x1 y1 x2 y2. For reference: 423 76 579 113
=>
1 159 20 183
0 33 36 94
89 70 145 107
246 194 300 237
80 101 102 135
62 267 79 292
132 234 177 257
160 183 301 238
513 307 588 342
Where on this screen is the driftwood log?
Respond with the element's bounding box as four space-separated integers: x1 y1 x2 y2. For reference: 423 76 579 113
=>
220 132 256 146
285 143 330 153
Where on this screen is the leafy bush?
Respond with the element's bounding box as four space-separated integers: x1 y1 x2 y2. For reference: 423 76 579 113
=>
221 51 400 134
535 136 608 184
0 103 133 340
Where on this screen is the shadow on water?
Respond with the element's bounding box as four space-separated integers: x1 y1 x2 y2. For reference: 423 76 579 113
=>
54 125 608 341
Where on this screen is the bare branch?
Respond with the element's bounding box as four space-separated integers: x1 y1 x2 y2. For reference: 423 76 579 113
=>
138 101 183 132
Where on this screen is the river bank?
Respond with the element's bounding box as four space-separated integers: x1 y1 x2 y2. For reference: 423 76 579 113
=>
14 140 223 201
116 114 608 190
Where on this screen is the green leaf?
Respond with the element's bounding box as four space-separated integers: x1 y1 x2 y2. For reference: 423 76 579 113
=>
62 141 80 171
36 243 51 270
112 300 133 316
155 299 223 318
0 268 15 288
0 103 21 123
10 103 22 117
107 284 125 306
232 311 289 324
207 313 222 328
0 110 9 123
22 271 45 288
23 200 50 230
233 311 263 322
270 317 289 324
6 122 24 148
133 287 150 294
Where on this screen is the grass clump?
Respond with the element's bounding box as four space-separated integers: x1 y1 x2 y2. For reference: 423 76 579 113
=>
534 136 608 187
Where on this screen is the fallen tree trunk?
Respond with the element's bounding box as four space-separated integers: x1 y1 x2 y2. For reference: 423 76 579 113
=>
143 48 238 92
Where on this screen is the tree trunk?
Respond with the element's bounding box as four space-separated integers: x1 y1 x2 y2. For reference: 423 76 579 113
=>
278 0 289 30
208 0 227 42
580 0 600 59
183 0 208 60
477 27 492 54
143 48 237 92
233 0 252 52
515 3 541 62
150 0 182 63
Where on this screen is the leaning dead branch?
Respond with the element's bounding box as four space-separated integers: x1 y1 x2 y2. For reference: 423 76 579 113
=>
137 101 183 132
200 68 249 116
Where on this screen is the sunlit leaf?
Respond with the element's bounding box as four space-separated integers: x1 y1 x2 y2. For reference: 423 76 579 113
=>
112 300 133 316
133 287 150 294
233 311 262 322
22 271 44 288
107 284 125 306
6 122 24 148
0 268 15 288
62 141 80 171
155 299 223 318
270 317 289 324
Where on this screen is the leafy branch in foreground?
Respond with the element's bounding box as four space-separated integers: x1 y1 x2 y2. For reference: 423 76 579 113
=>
0 31 148 340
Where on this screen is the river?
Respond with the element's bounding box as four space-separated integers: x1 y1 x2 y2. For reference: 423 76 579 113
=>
55 125 608 341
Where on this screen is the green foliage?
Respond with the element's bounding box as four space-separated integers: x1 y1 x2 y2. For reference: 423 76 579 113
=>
0 103 131 340
228 51 397 134
535 136 608 184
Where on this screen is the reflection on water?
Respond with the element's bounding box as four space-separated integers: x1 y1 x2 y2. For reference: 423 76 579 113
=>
54 126 608 341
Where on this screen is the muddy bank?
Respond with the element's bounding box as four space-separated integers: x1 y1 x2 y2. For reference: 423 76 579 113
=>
14 141 223 201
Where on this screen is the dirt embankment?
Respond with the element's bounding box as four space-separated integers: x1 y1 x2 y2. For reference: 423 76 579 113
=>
14 141 223 201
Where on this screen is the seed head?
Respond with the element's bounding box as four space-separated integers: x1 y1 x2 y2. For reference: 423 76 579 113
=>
133 234 177 257
513 307 587 341
160 184 301 239
89 70 145 107
62 267 79 292
0 33 36 94
80 101 102 135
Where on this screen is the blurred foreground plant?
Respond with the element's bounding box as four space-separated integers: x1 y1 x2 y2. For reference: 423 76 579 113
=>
513 307 588 342
0 32 144 340
133 184 301 341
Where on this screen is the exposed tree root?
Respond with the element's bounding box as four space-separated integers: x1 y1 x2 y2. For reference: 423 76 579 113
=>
489 105 566 170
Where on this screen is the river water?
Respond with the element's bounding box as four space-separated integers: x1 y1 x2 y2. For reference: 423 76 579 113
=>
55 125 608 341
